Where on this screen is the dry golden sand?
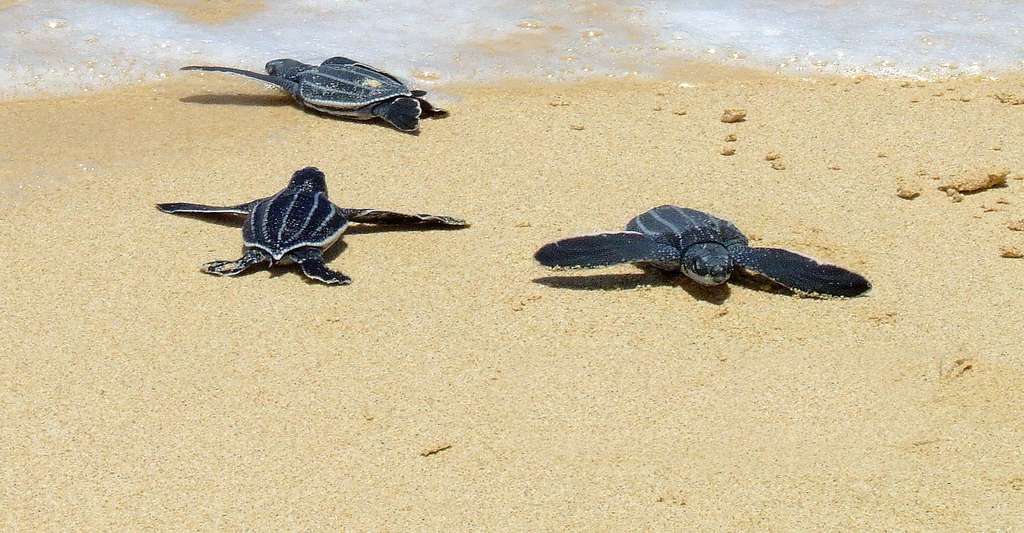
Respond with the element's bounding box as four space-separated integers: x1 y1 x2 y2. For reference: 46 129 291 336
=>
2 71 1024 530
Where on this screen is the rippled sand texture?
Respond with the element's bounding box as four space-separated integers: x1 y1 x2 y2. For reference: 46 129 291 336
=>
2 71 1024 529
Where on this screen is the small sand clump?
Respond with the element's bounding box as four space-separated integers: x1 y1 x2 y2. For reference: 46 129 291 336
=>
724 134 737 142
1008 220 1024 232
721 109 747 123
993 93 1024 105
941 358 975 379
1000 246 1024 259
938 167 1010 194
896 181 921 200
770 161 786 171
720 146 736 156
765 151 781 161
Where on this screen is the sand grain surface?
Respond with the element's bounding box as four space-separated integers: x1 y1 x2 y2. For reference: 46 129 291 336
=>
2 72 1024 530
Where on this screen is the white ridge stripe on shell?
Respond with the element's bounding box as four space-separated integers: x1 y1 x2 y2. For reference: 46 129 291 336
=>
638 210 665 233
276 193 300 243
309 203 338 239
634 213 652 234
648 207 681 234
315 66 403 90
302 84 367 109
259 192 281 242
304 77 346 97
305 69 369 87
295 193 321 236
244 221 347 260
249 199 260 238
301 72 390 104
673 206 699 234
349 64 401 83
261 197 274 241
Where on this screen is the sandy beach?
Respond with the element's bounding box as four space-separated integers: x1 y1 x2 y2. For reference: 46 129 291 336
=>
2 68 1024 529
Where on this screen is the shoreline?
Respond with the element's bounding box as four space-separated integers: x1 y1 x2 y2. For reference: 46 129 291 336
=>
4 56 1022 106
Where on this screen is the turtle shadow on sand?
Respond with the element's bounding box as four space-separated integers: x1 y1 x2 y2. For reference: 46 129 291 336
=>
158 211 241 228
179 93 295 107
533 267 734 305
344 223 466 236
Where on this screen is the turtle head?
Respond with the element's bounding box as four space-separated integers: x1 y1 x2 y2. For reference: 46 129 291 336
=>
286 167 328 194
681 243 734 286
265 59 311 79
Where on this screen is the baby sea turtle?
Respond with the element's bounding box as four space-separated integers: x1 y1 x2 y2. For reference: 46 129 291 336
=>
157 167 468 285
534 205 870 297
181 56 446 132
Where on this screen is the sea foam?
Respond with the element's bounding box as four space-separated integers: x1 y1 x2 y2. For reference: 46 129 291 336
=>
1 0 1023 98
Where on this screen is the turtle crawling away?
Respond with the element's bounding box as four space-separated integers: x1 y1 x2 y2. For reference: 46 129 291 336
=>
535 205 870 297
157 167 468 285
181 57 446 132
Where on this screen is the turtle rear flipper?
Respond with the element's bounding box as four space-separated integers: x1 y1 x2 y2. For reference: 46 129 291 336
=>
341 208 467 227
202 248 269 277
180 65 300 97
372 97 421 132
291 248 351 286
535 231 679 269
733 246 870 297
157 202 255 216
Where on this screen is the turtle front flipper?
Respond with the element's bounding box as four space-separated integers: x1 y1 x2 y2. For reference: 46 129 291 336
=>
157 202 256 216
290 248 352 286
321 56 359 66
372 97 422 132
535 231 680 269
732 246 871 297
340 209 467 227
415 96 449 118
202 248 269 277
180 65 300 98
